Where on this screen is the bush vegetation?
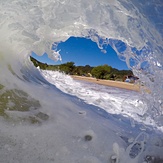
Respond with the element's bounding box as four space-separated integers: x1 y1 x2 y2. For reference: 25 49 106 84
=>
30 56 133 81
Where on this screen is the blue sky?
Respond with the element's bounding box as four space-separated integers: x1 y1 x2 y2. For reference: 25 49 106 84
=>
31 37 129 70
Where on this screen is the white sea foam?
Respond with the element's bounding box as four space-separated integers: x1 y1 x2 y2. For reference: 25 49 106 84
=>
41 70 163 131
0 0 163 162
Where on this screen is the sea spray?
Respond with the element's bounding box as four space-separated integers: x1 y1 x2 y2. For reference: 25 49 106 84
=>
0 0 163 162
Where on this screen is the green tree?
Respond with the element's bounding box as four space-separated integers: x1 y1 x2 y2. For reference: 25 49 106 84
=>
59 62 75 74
91 65 112 79
74 66 84 75
30 56 132 81
30 56 48 70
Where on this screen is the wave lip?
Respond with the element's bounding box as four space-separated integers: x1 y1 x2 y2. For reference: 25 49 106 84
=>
0 0 163 162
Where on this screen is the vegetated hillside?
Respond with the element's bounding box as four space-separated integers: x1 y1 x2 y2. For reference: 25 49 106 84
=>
30 56 133 81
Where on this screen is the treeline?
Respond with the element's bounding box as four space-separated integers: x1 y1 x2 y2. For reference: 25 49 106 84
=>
30 56 133 81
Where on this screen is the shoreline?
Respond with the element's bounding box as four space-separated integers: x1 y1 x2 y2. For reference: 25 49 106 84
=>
71 75 140 92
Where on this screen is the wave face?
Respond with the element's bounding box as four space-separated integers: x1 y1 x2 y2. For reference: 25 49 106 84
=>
0 0 163 162
41 70 149 125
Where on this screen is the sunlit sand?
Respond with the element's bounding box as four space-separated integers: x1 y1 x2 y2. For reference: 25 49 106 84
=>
72 75 140 91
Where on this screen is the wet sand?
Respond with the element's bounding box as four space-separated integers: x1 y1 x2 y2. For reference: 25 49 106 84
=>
71 75 140 92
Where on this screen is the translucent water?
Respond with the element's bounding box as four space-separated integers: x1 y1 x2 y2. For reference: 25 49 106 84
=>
0 0 163 162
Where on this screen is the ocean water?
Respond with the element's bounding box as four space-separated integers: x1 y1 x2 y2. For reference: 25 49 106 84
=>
0 0 163 163
41 70 150 127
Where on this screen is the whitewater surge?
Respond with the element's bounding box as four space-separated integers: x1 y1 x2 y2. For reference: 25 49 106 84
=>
0 0 163 162
41 70 163 132
41 70 150 126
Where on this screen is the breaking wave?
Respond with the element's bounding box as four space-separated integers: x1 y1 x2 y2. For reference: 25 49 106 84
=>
0 0 163 162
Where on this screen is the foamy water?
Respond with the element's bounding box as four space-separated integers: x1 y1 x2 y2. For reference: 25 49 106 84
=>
41 70 163 131
0 0 163 162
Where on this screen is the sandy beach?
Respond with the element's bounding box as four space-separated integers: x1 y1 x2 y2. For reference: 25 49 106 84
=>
71 75 140 92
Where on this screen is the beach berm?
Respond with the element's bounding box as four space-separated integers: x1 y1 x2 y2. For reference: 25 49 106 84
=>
71 75 140 91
